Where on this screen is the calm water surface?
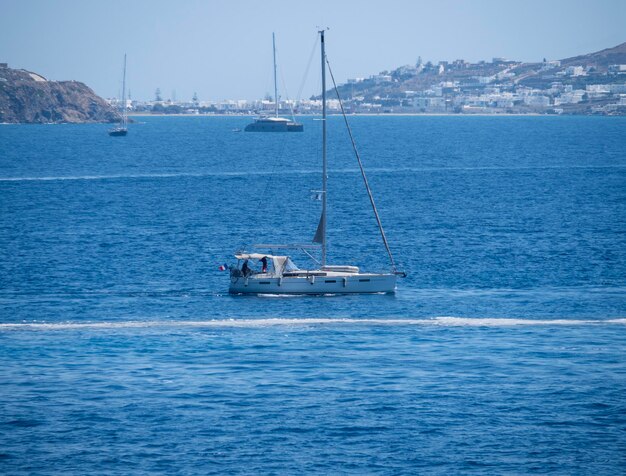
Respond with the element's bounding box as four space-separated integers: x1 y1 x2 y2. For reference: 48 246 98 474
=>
1 116 625 474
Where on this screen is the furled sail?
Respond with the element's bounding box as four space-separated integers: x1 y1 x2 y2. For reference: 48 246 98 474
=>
312 211 325 244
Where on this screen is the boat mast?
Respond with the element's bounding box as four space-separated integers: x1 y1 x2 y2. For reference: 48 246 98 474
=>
273 33 278 118
121 53 127 127
320 29 327 266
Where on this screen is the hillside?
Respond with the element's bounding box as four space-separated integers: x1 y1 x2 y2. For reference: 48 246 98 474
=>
0 64 118 123
560 42 626 69
325 42 626 115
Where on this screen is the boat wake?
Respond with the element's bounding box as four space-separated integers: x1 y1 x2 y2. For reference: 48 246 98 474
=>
0 170 322 183
4 165 624 183
1 317 624 332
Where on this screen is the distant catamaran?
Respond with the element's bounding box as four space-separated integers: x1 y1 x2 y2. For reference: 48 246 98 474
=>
245 33 303 132
226 30 404 294
109 54 128 137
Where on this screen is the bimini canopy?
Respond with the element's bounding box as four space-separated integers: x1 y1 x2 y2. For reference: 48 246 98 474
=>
234 253 299 277
234 253 271 261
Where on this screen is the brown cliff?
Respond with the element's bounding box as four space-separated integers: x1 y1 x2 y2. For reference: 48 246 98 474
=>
0 65 119 124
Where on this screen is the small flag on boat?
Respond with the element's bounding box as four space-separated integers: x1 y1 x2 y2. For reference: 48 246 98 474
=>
219 264 228 271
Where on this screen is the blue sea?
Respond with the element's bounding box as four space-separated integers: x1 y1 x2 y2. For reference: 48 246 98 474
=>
1 115 625 474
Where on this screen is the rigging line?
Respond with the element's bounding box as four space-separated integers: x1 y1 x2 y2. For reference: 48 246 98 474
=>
302 247 321 265
274 41 297 121
254 133 290 213
278 68 296 121
296 35 320 104
325 56 398 274
237 135 291 253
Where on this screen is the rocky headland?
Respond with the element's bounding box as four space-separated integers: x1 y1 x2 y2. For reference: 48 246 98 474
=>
0 64 119 124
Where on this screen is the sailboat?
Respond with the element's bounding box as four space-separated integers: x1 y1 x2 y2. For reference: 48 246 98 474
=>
244 33 303 132
227 30 404 295
109 54 128 137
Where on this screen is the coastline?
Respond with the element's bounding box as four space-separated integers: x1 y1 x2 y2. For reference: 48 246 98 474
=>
128 112 554 118
2 113 618 125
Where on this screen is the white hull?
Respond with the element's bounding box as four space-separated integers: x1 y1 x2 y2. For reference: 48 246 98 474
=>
229 273 396 295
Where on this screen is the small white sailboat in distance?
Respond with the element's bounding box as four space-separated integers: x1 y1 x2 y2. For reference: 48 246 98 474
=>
109 54 128 137
245 33 303 132
226 30 404 295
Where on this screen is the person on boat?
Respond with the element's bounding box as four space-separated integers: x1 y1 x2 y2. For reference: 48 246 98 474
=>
260 256 268 273
241 259 250 277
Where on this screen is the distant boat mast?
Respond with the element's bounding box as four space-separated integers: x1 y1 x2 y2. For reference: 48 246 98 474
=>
273 32 278 117
121 53 127 128
108 54 128 136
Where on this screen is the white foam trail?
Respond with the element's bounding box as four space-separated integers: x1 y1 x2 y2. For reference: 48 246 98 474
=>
0 173 195 182
2 164 624 183
0 170 322 182
429 317 626 326
0 317 624 331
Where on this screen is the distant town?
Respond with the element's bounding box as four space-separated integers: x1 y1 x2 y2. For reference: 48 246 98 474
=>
111 42 626 116
2 42 625 124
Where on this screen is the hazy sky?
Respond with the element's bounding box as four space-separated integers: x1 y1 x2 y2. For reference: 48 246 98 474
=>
1 0 624 101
